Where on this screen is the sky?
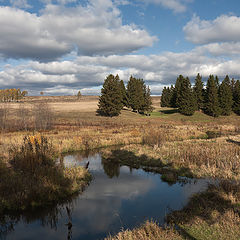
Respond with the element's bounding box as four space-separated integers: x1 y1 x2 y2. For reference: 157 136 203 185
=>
0 0 240 95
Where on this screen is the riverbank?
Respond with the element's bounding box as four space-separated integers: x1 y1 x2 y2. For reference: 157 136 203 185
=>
101 140 240 180
0 135 91 213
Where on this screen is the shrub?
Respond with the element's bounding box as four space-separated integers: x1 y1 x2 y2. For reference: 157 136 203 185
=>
0 136 90 212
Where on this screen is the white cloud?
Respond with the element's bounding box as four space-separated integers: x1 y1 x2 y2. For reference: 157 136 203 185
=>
0 1 156 61
10 0 31 9
138 0 191 13
1 48 240 95
184 14 240 44
196 42 240 56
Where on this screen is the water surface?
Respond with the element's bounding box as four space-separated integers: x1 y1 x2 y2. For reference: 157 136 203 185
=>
1 151 211 240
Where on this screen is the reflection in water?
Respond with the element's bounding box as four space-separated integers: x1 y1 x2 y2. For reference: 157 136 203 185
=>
102 160 120 178
1 151 212 240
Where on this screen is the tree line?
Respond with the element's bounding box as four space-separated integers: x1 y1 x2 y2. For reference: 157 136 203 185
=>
161 74 240 116
97 74 153 117
0 89 28 102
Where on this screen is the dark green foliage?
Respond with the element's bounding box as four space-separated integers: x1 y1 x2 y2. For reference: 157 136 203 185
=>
97 74 122 117
119 79 128 108
233 80 240 115
215 75 220 89
172 75 185 108
193 73 204 110
219 75 233 116
127 76 144 112
177 76 196 116
142 86 153 114
169 85 175 107
126 76 153 114
161 87 172 107
204 75 221 117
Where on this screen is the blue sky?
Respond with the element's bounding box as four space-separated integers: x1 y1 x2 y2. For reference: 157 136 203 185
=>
0 0 240 95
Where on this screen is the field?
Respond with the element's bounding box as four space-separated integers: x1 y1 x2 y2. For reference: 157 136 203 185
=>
0 95 240 239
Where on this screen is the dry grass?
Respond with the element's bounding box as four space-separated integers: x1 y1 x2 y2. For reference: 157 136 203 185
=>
105 221 182 240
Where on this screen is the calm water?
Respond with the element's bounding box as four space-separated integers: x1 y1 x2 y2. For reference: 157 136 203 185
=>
1 151 211 240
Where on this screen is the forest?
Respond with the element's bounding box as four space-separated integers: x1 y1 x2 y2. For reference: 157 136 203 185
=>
161 74 240 116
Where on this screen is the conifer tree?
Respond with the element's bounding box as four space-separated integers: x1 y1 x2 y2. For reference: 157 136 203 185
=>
204 75 221 117
161 87 171 107
215 76 220 89
97 74 122 117
119 79 128 108
177 76 196 116
127 76 145 112
193 73 204 110
219 75 233 115
233 80 240 115
172 75 185 108
142 86 153 115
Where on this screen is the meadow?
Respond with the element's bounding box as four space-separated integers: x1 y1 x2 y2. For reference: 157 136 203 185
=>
0 95 239 239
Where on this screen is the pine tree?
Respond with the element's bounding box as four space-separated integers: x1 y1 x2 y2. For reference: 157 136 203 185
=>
204 75 221 117
172 75 185 108
233 80 240 115
215 76 220 89
127 76 145 112
97 74 122 117
193 73 204 110
142 86 153 115
161 87 171 107
219 75 233 116
119 79 128 108
169 85 175 107
177 76 196 116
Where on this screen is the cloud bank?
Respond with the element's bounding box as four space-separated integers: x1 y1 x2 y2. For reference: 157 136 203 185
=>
0 1 156 61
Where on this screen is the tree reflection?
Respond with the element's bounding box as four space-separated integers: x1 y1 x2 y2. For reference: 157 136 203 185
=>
0 202 76 240
102 159 120 178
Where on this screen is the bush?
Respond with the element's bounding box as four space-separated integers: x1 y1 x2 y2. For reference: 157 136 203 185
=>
206 131 221 139
142 129 167 147
0 136 90 212
9 135 55 173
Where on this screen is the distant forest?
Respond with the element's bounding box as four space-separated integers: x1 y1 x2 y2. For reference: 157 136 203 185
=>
0 89 28 102
161 74 240 117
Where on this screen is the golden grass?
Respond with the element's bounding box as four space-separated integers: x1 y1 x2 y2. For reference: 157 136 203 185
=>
105 221 182 240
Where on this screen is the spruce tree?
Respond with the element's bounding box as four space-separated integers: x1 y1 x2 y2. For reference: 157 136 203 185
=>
177 76 196 116
219 75 233 116
97 74 122 117
127 76 145 112
233 80 240 115
172 75 185 108
204 75 221 117
142 85 153 115
193 73 204 110
161 87 171 107
169 85 175 107
119 79 128 108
